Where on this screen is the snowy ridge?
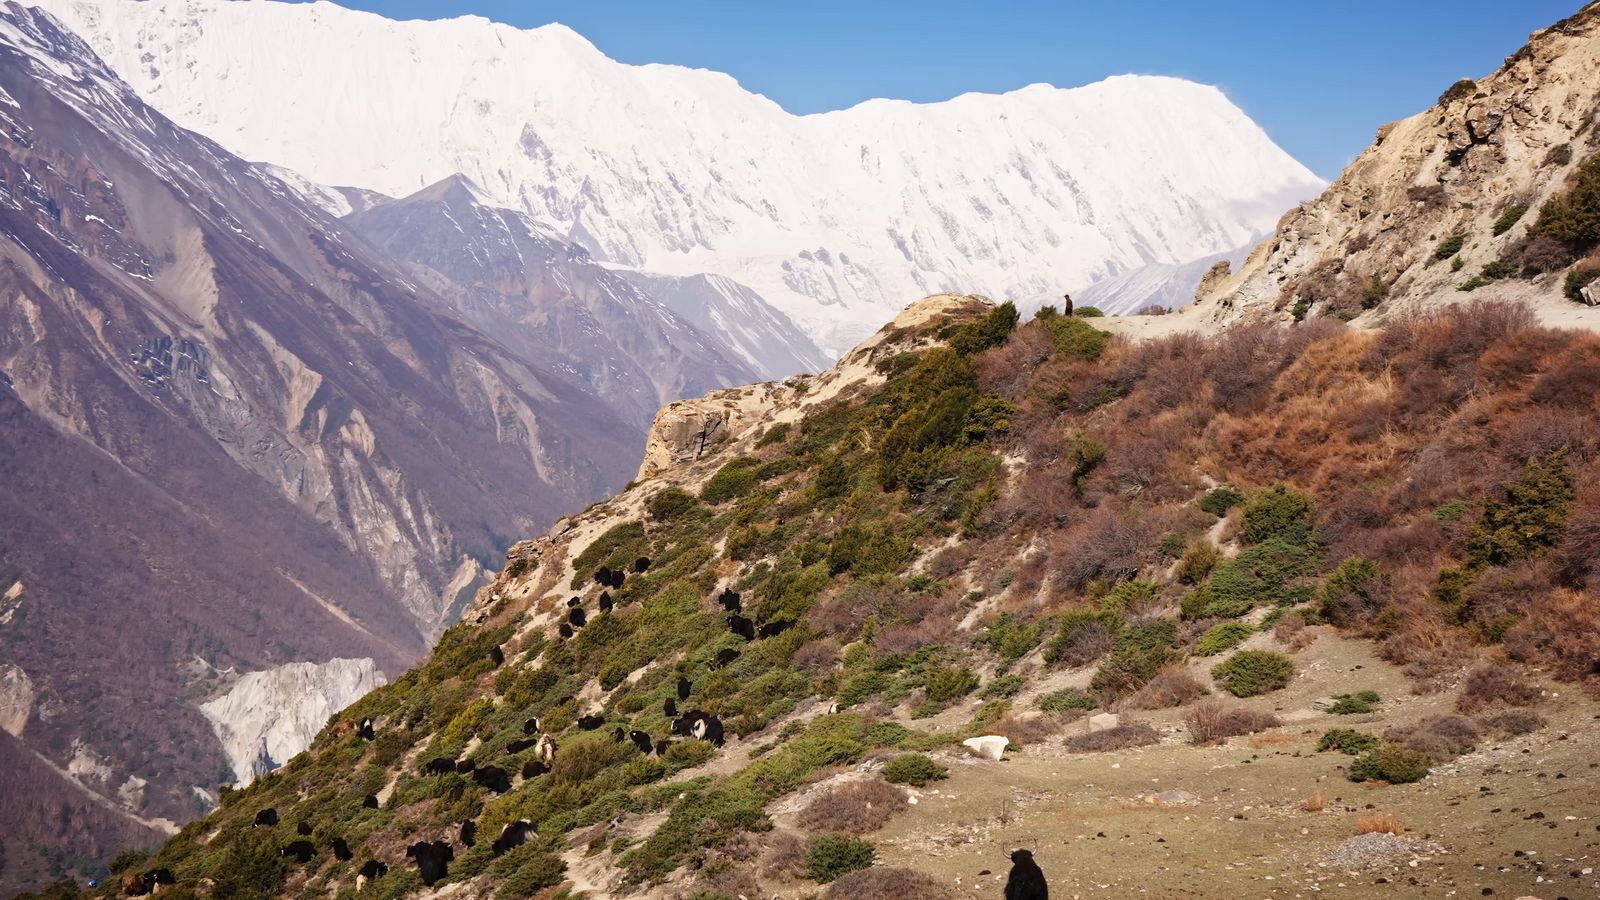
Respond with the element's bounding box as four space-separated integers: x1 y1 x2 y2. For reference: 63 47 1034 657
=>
31 0 1324 354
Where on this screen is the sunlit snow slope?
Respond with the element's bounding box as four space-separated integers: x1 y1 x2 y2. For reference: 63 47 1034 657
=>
36 0 1324 354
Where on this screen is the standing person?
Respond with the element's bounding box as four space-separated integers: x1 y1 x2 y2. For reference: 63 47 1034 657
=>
1061 293 1074 316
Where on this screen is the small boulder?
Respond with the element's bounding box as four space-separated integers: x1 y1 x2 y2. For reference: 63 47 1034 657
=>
1087 712 1121 733
963 735 1009 760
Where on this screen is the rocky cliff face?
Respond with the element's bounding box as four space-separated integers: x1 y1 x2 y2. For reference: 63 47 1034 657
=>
1192 2 1600 332
0 5 641 888
199 659 389 786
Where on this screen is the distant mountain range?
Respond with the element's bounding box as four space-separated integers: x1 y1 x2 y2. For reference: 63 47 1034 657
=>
34 0 1325 354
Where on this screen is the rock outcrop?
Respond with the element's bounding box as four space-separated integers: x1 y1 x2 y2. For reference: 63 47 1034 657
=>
0 664 34 737
1187 2 1600 331
199 659 388 786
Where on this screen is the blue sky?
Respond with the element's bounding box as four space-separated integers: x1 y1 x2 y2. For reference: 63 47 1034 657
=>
300 0 1579 179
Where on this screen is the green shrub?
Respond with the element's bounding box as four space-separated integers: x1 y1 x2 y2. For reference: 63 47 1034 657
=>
1241 484 1317 547
1319 555 1388 628
1038 687 1096 712
1194 621 1254 656
621 787 770 880
1433 233 1466 260
1480 259 1518 279
647 486 699 521
1348 742 1432 784
1317 728 1379 755
1184 538 1316 619
1465 448 1575 570
1457 275 1491 292
948 301 1019 355
806 834 875 883
1046 315 1110 361
1564 262 1600 302
881 754 948 787
1329 690 1380 715
756 422 791 448
1211 650 1294 697
983 613 1043 664
1176 542 1222 585
1531 152 1600 250
1073 306 1105 317
491 845 566 899
1091 618 1179 699
701 458 762 504
1198 487 1244 517
981 674 1026 698
922 665 979 703
1492 204 1528 236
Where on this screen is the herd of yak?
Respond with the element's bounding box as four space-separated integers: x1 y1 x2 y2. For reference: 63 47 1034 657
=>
117 563 818 894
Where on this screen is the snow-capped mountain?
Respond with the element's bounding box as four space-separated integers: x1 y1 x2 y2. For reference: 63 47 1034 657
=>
31 0 1324 355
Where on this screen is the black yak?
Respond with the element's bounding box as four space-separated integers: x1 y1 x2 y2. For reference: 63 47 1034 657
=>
558 622 573 638
296 821 313 836
629 730 653 753
491 819 537 857
357 717 376 741
677 675 692 700
472 766 511 793
594 566 613 587
599 591 613 612
521 758 550 779
422 757 455 776
406 841 453 887
718 588 742 612
567 596 581 607
1005 849 1048 900
331 837 353 861
633 556 651 573
454 758 476 775
459 820 476 847
664 698 678 717
253 808 278 827
522 716 541 735
507 737 538 755
487 645 505 667
757 620 793 639
363 794 380 809
709 648 741 670
281 841 315 863
654 737 673 756
569 607 588 627
577 714 606 730
728 615 756 641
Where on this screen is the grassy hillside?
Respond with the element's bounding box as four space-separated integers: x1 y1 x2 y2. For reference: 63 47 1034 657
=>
44 296 1600 899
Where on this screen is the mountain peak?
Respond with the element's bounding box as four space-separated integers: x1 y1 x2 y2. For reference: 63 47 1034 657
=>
32 0 1324 356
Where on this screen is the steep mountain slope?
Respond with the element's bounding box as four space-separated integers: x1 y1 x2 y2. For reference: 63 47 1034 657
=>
0 3 651 889
96 293 1600 899
1190 2 1600 331
344 175 820 428
33 0 1324 354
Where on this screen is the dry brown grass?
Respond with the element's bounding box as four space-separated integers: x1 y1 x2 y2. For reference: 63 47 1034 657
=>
1273 612 1316 651
1302 791 1328 812
1354 812 1405 836
1063 722 1159 753
825 866 956 900
1455 663 1542 714
1185 701 1281 745
1122 665 1209 710
797 778 909 834
990 711 1066 745
762 831 809 881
